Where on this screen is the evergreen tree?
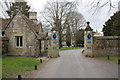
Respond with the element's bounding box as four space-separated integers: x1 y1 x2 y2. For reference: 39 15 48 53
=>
6 2 30 19
103 11 120 36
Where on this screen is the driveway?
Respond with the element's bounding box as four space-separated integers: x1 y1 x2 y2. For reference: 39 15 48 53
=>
35 49 118 78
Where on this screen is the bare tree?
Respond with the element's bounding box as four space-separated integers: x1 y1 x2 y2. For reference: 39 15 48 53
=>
42 0 79 48
63 11 86 46
64 11 86 33
89 0 117 14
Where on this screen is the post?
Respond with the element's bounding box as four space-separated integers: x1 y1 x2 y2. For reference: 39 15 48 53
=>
118 59 120 64
40 59 42 63
18 75 22 80
107 56 109 60
35 65 37 70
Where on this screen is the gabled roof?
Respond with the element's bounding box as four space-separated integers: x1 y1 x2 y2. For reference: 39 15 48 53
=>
1 18 9 30
4 11 47 40
85 22 93 31
21 12 39 36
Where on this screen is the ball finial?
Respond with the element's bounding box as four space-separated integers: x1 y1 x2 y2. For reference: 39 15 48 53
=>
87 21 90 25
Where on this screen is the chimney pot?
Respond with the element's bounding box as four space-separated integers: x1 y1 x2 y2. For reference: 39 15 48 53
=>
29 12 37 23
29 12 37 20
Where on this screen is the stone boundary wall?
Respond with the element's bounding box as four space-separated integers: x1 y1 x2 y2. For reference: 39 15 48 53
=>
92 36 120 57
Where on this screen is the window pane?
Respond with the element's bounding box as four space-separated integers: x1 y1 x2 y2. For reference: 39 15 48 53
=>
16 36 19 46
15 36 23 47
2 31 5 36
20 36 22 46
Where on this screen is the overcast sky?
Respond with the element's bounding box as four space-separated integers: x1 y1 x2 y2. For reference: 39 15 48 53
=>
0 0 119 32
25 0 119 33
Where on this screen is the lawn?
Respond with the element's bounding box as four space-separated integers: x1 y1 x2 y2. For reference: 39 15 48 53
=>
2 57 41 78
60 47 83 51
95 56 119 64
0 58 2 79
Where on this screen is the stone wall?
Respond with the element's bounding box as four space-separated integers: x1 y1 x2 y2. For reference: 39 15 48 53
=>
92 36 120 57
40 40 48 57
1 37 9 55
4 12 40 57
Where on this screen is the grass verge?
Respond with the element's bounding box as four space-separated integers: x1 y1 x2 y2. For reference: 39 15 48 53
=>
0 58 2 79
60 47 83 51
2 57 41 78
95 56 119 64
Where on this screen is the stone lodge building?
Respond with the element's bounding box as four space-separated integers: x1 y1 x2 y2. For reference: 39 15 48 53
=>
2 11 48 57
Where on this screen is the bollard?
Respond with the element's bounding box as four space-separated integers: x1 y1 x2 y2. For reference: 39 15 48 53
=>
35 65 37 70
118 59 120 64
107 56 109 60
58 54 60 57
40 59 42 63
18 75 22 80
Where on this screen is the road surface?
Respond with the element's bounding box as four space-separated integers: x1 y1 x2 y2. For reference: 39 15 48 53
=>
35 49 118 78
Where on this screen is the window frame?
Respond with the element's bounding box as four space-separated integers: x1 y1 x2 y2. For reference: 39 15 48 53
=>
15 36 23 48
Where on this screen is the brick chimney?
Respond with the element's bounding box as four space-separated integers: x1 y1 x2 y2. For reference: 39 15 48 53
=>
29 12 37 24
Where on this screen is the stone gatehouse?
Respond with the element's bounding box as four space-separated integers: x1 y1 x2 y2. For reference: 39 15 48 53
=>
2 11 48 57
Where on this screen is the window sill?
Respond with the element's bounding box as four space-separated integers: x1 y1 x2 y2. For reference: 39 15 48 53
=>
16 47 23 48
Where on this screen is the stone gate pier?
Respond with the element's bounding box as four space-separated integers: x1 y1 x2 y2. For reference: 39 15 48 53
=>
83 22 120 57
84 22 93 57
48 30 59 58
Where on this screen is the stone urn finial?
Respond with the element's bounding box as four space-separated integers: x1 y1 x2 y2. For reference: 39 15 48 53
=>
87 21 90 25
85 21 93 31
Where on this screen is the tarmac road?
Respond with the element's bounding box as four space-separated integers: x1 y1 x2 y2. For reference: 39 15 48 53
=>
35 49 118 78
